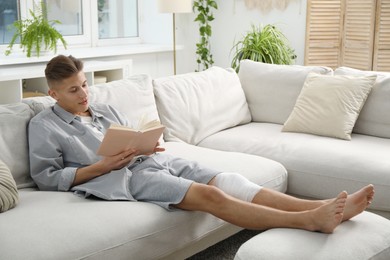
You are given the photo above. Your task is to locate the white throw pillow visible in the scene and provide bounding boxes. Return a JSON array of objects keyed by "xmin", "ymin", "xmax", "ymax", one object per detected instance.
[
  {"xmin": 282, "ymin": 73, "xmax": 376, "ymax": 140},
  {"xmin": 0, "ymin": 103, "xmax": 35, "ymax": 188},
  {"xmin": 89, "ymin": 75, "xmax": 160, "ymax": 128},
  {"xmin": 0, "ymin": 160, "xmax": 19, "ymax": 213},
  {"xmin": 238, "ymin": 60, "xmax": 333, "ymax": 124},
  {"xmin": 335, "ymin": 66, "xmax": 390, "ymax": 139},
  {"xmin": 153, "ymin": 66, "xmax": 251, "ymax": 145}
]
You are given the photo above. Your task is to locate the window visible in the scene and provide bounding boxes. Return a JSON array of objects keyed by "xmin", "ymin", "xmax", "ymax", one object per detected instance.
[
  {"xmin": 0, "ymin": 0, "xmax": 139, "ymax": 49},
  {"xmin": 305, "ymin": 0, "xmax": 390, "ymax": 71},
  {"xmin": 46, "ymin": 0, "xmax": 84, "ymax": 36},
  {"xmin": 0, "ymin": 0, "xmax": 18, "ymax": 45},
  {"xmin": 98, "ymin": 0, "xmax": 138, "ymax": 39}
]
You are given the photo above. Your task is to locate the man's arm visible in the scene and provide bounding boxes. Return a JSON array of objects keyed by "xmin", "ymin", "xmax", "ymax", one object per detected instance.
[{"xmin": 29, "ymin": 118, "xmax": 75, "ymax": 191}]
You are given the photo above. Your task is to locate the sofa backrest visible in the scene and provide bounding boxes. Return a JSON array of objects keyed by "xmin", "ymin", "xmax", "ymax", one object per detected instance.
[
  {"xmin": 153, "ymin": 66, "xmax": 251, "ymax": 145},
  {"xmin": 335, "ymin": 67, "xmax": 390, "ymax": 139},
  {"xmin": 23, "ymin": 74, "xmax": 160, "ymax": 127},
  {"xmin": 238, "ymin": 60, "xmax": 333, "ymax": 124}
]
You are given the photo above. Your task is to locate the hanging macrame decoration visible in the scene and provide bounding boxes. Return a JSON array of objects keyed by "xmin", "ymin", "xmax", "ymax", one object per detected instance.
[{"xmin": 243, "ymin": 0, "xmax": 298, "ymax": 14}]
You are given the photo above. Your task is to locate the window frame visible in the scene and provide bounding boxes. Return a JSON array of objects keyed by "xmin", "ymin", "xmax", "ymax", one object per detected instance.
[{"xmin": 0, "ymin": 0, "xmax": 141, "ymax": 53}]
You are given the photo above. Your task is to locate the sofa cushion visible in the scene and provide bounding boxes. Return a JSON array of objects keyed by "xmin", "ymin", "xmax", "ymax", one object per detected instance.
[
  {"xmin": 0, "ymin": 160, "xmax": 19, "ymax": 213},
  {"xmin": 89, "ymin": 75, "xmax": 160, "ymax": 127},
  {"xmin": 235, "ymin": 211, "xmax": 390, "ymax": 260},
  {"xmin": 238, "ymin": 60, "xmax": 333, "ymax": 124},
  {"xmin": 23, "ymin": 96, "xmax": 55, "ymax": 115},
  {"xmin": 153, "ymin": 67, "xmax": 251, "ymax": 145},
  {"xmin": 335, "ymin": 66, "xmax": 390, "ymax": 139},
  {"xmin": 163, "ymin": 142, "xmax": 287, "ymax": 192},
  {"xmin": 198, "ymin": 123, "xmax": 390, "ymax": 215},
  {"xmin": 282, "ymin": 73, "xmax": 376, "ymax": 140},
  {"xmin": 0, "ymin": 142, "xmax": 287, "ymax": 260},
  {"xmin": 0, "ymin": 103, "xmax": 35, "ymax": 188}
]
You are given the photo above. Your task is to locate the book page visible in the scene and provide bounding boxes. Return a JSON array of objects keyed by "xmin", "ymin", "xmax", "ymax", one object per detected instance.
[{"xmin": 139, "ymin": 119, "xmax": 163, "ymax": 131}]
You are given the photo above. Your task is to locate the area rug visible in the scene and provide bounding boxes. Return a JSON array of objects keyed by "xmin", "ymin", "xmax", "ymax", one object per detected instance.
[{"xmin": 187, "ymin": 229, "xmax": 262, "ymax": 260}]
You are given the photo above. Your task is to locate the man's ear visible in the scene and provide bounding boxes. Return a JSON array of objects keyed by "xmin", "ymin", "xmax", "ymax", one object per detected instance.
[{"xmin": 48, "ymin": 89, "xmax": 59, "ymax": 101}]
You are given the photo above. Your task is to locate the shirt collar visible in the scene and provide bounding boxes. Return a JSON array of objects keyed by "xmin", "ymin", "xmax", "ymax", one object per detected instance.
[
  {"xmin": 53, "ymin": 103, "xmax": 104, "ymax": 124},
  {"xmin": 89, "ymin": 104, "xmax": 104, "ymax": 119}
]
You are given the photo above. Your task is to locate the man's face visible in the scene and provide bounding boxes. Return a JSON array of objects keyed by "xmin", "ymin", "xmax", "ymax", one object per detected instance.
[{"xmin": 48, "ymin": 71, "xmax": 89, "ymax": 115}]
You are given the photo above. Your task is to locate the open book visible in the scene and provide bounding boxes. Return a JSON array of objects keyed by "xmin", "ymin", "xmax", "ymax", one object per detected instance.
[{"xmin": 97, "ymin": 119, "xmax": 165, "ymax": 156}]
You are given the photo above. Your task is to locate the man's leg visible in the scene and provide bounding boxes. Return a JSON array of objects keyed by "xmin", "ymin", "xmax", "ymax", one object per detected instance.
[
  {"xmin": 208, "ymin": 175, "xmax": 375, "ymax": 222},
  {"xmin": 248, "ymin": 185, "xmax": 374, "ymax": 221},
  {"xmin": 174, "ymin": 182, "xmax": 347, "ymax": 233}
]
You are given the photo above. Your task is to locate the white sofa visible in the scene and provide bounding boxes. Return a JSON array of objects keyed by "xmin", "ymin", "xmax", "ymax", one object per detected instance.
[
  {"xmin": 153, "ymin": 60, "xmax": 390, "ymax": 219},
  {"xmin": 0, "ymin": 60, "xmax": 389, "ymax": 259}
]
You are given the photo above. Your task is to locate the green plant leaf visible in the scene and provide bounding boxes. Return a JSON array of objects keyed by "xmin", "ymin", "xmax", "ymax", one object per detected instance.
[
  {"xmin": 193, "ymin": 0, "xmax": 217, "ymax": 71},
  {"xmin": 230, "ymin": 24, "xmax": 296, "ymax": 72},
  {"xmin": 4, "ymin": 1, "xmax": 67, "ymax": 57},
  {"xmin": 195, "ymin": 13, "xmax": 206, "ymax": 23}
]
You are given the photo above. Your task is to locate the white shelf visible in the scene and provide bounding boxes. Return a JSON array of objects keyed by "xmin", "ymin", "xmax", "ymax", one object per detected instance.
[
  {"xmin": 0, "ymin": 59, "xmax": 132, "ymax": 104},
  {"xmin": 0, "ymin": 44, "xmax": 171, "ymax": 66}
]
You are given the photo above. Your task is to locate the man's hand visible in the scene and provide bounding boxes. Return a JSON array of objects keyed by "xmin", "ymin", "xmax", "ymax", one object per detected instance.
[
  {"xmin": 99, "ymin": 148, "xmax": 139, "ymax": 172},
  {"xmin": 72, "ymin": 143, "xmax": 164, "ymax": 187},
  {"xmin": 143, "ymin": 142, "xmax": 165, "ymax": 156},
  {"xmin": 72, "ymin": 148, "xmax": 138, "ymax": 187},
  {"xmin": 153, "ymin": 142, "xmax": 165, "ymax": 153}
]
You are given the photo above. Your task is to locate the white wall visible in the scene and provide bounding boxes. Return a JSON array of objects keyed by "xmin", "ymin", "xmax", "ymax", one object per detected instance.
[
  {"xmin": 176, "ymin": 0, "xmax": 307, "ymax": 74},
  {"xmin": 139, "ymin": 0, "xmax": 171, "ymax": 45}
]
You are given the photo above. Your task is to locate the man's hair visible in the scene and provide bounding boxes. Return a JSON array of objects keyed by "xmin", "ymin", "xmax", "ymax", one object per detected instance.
[{"xmin": 45, "ymin": 55, "xmax": 84, "ymax": 88}]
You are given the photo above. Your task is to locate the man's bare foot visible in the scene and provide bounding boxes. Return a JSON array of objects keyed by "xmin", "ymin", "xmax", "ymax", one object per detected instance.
[
  {"xmin": 342, "ymin": 184, "xmax": 375, "ymax": 221},
  {"xmin": 310, "ymin": 191, "xmax": 347, "ymax": 233}
]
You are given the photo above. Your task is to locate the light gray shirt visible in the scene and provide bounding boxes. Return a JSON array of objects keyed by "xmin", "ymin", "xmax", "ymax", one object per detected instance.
[{"xmin": 28, "ymin": 103, "xmax": 136, "ymax": 200}]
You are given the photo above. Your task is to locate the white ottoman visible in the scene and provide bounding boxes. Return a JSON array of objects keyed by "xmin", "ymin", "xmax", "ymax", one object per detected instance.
[{"xmin": 235, "ymin": 211, "xmax": 390, "ymax": 260}]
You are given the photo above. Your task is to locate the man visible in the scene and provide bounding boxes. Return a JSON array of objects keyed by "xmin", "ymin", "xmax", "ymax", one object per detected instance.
[{"xmin": 29, "ymin": 55, "xmax": 374, "ymax": 233}]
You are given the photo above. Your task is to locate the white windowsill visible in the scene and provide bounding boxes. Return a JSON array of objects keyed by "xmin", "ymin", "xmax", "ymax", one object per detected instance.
[{"xmin": 0, "ymin": 43, "xmax": 173, "ymax": 67}]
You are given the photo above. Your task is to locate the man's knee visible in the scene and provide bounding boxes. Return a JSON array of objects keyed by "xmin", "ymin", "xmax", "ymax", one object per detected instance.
[
  {"xmin": 213, "ymin": 172, "xmax": 262, "ymax": 202},
  {"xmin": 175, "ymin": 182, "xmax": 227, "ymax": 211}
]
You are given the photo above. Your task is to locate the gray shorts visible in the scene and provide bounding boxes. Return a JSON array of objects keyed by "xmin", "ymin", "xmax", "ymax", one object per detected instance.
[{"xmin": 128, "ymin": 153, "xmax": 220, "ymax": 210}]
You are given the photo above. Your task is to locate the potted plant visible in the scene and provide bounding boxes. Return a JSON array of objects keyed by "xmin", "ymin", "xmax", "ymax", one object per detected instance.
[
  {"xmin": 230, "ymin": 24, "xmax": 296, "ymax": 72},
  {"xmin": 5, "ymin": 1, "xmax": 67, "ymax": 57}
]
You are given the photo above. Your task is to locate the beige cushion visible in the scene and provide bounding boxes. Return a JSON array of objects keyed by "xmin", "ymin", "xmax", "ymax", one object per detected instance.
[
  {"xmin": 335, "ymin": 66, "xmax": 390, "ymax": 139},
  {"xmin": 0, "ymin": 160, "xmax": 19, "ymax": 213},
  {"xmin": 0, "ymin": 103, "xmax": 35, "ymax": 188},
  {"xmin": 282, "ymin": 73, "xmax": 376, "ymax": 140},
  {"xmin": 238, "ymin": 60, "xmax": 333, "ymax": 124},
  {"xmin": 153, "ymin": 66, "xmax": 251, "ymax": 145}
]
